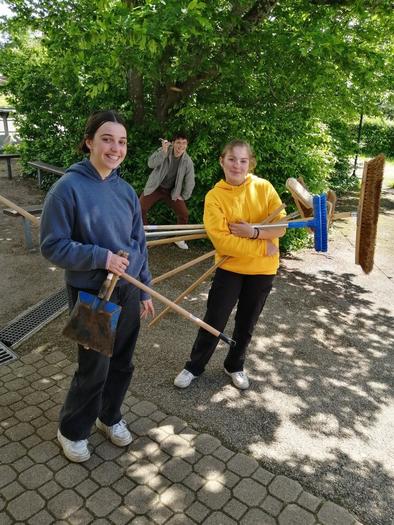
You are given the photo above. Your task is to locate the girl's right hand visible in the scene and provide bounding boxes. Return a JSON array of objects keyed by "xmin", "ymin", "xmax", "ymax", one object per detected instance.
[{"xmin": 108, "ymin": 253, "xmax": 129, "ymax": 275}]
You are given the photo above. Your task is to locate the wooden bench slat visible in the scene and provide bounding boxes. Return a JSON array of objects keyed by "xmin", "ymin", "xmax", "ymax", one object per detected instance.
[
  {"xmin": 28, "ymin": 161, "xmax": 66, "ymax": 176},
  {"xmin": 3, "ymin": 205, "xmax": 43, "ymax": 217}
]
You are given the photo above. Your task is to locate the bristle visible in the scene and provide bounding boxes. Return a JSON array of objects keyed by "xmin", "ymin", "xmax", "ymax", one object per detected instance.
[{"xmin": 355, "ymin": 154, "xmax": 384, "ymax": 274}]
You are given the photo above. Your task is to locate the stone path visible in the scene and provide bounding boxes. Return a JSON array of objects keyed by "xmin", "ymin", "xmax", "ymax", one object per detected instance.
[{"xmin": 0, "ymin": 350, "xmax": 362, "ymax": 524}]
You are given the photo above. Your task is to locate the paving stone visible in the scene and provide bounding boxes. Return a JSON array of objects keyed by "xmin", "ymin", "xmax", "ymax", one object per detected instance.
[
  {"xmin": 203, "ymin": 511, "xmax": 238, "ymax": 524},
  {"xmin": 261, "ymin": 494, "xmax": 284, "ymax": 516},
  {"xmin": 165, "ymin": 515, "xmax": 195, "ymax": 525},
  {"xmin": 124, "ymin": 485, "xmax": 159, "ymax": 514},
  {"xmin": 124, "ymin": 394, "xmax": 140, "ymax": 406},
  {"xmin": 68, "ymin": 508, "xmax": 95, "ymax": 524},
  {"xmin": 55, "ymin": 462, "xmax": 89, "ymax": 488},
  {"xmin": 127, "ymin": 459, "xmax": 159, "ymax": 483},
  {"xmin": 30, "ymin": 415, "xmax": 51, "ymax": 429},
  {"xmin": 1, "ymin": 442, "xmax": 26, "ymax": 463},
  {"xmin": 129, "ymin": 417, "xmax": 156, "ymax": 436},
  {"xmin": 297, "ymin": 490, "xmax": 323, "ymax": 512},
  {"xmin": 36, "ymin": 421, "xmax": 57, "ymax": 440},
  {"xmin": 22, "ymin": 434, "xmax": 41, "ymax": 448},
  {"xmin": 252, "ymin": 466, "xmax": 275, "ymax": 486},
  {"xmin": 46, "ymin": 454, "xmax": 69, "ymax": 472},
  {"xmin": 0, "ymin": 465, "xmax": 17, "ymax": 488},
  {"xmin": 194, "ymin": 455, "xmax": 226, "ymax": 481},
  {"xmin": 212, "ymin": 445, "xmax": 235, "ymax": 462},
  {"xmin": 15, "ymin": 405, "xmax": 42, "ymax": 423},
  {"xmin": 159, "ymin": 415, "xmax": 187, "ymax": 434},
  {"xmin": 7, "ymin": 378, "xmax": 29, "ymax": 392},
  {"xmin": 227, "ymin": 453, "xmax": 259, "ymax": 477},
  {"xmin": 116, "ymin": 450, "xmax": 138, "ymax": 468},
  {"xmin": 241, "ymin": 508, "xmax": 276, "ymax": 524},
  {"xmin": 38, "ymin": 480, "xmax": 63, "ymax": 499},
  {"xmin": 222, "ymin": 470, "xmax": 240, "ymax": 489},
  {"xmin": 86, "ymin": 487, "xmax": 122, "ymax": 517},
  {"xmin": 278, "ymin": 503, "xmax": 315, "ymax": 525},
  {"xmin": 150, "ymin": 410, "xmax": 168, "ymax": 423},
  {"xmin": 24, "ymin": 391, "xmax": 50, "ymax": 405},
  {"xmin": 47, "ymin": 489, "xmax": 83, "ymax": 520},
  {"xmin": 1, "ymin": 416, "xmax": 19, "ymax": 430},
  {"xmin": 91, "ymin": 460, "xmax": 123, "ymax": 486},
  {"xmin": 233, "ymin": 478, "xmax": 267, "ymax": 506},
  {"xmin": 95, "ymin": 441, "xmax": 125, "ymax": 461},
  {"xmin": 147, "ymin": 473, "xmax": 173, "ymax": 494},
  {"xmin": 130, "ymin": 517, "xmax": 152, "ymax": 524},
  {"xmin": 147, "ymin": 502, "xmax": 174, "ymax": 524},
  {"xmin": 148, "ymin": 426, "xmax": 171, "ymax": 444},
  {"xmin": 109, "ymin": 505, "xmax": 136, "ymax": 525},
  {"xmin": 160, "ymin": 457, "xmax": 192, "ymax": 482},
  {"xmin": 132, "ymin": 436, "xmax": 170, "ymax": 466},
  {"xmin": 89, "ymin": 431, "xmax": 106, "ymax": 447},
  {"xmin": 4, "ymin": 421, "xmax": 35, "ymax": 441},
  {"xmin": 19, "ymin": 464, "xmax": 53, "ymax": 489},
  {"xmin": 27, "ymin": 509, "xmax": 54, "ymax": 525},
  {"xmin": 268, "ymin": 475, "xmax": 303, "ymax": 503},
  {"xmin": 160, "ymin": 483, "xmax": 195, "ymax": 512},
  {"xmin": 112, "ymin": 476, "xmax": 137, "ymax": 496},
  {"xmin": 197, "ymin": 480, "xmax": 231, "ymax": 510},
  {"xmin": 193, "ymin": 433, "xmax": 221, "ymax": 454},
  {"xmin": 27, "ymin": 441, "xmax": 58, "ymax": 463},
  {"xmin": 131, "ymin": 400, "xmax": 157, "ymax": 416},
  {"xmin": 186, "ymin": 500, "xmax": 210, "ymax": 522},
  {"xmin": 1, "ymin": 481, "xmax": 25, "ymax": 501},
  {"xmin": 160, "ymin": 434, "xmax": 194, "ymax": 457},
  {"xmin": 223, "ymin": 498, "xmax": 248, "ymax": 520},
  {"xmin": 75, "ymin": 478, "xmax": 99, "ymax": 498},
  {"xmin": 183, "ymin": 472, "xmax": 205, "ymax": 491},
  {"xmin": 318, "ymin": 501, "xmax": 358, "ymax": 525},
  {"xmin": 7, "ymin": 490, "xmax": 45, "ymax": 522}
]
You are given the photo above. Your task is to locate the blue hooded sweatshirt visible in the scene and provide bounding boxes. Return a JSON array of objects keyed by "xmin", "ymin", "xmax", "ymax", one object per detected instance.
[{"xmin": 40, "ymin": 159, "xmax": 151, "ymax": 300}]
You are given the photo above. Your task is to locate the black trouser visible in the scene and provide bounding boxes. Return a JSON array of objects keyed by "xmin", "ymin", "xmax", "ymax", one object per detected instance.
[
  {"xmin": 59, "ymin": 284, "xmax": 140, "ymax": 441},
  {"xmin": 185, "ymin": 269, "xmax": 274, "ymax": 376}
]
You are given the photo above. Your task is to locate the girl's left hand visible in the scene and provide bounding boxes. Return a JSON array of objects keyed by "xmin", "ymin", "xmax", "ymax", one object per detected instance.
[
  {"xmin": 229, "ymin": 221, "xmax": 254, "ymax": 238},
  {"xmin": 140, "ymin": 299, "xmax": 155, "ymax": 319}
]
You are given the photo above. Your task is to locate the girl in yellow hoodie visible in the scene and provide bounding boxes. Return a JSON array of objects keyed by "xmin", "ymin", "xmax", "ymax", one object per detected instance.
[{"xmin": 174, "ymin": 140, "xmax": 286, "ymax": 390}]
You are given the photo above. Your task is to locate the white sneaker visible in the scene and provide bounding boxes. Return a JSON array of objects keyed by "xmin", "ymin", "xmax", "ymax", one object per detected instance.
[
  {"xmin": 224, "ymin": 368, "xmax": 250, "ymax": 390},
  {"xmin": 57, "ymin": 429, "xmax": 90, "ymax": 463},
  {"xmin": 174, "ymin": 240, "xmax": 189, "ymax": 250},
  {"xmin": 174, "ymin": 369, "xmax": 197, "ymax": 388},
  {"xmin": 96, "ymin": 418, "xmax": 133, "ymax": 447}
]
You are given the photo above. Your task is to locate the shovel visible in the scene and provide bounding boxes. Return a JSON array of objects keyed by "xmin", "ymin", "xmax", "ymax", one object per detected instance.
[{"xmin": 62, "ymin": 251, "xmax": 128, "ymax": 356}]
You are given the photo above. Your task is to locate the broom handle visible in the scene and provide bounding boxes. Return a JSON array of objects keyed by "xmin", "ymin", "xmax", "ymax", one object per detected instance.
[
  {"xmin": 120, "ymin": 272, "xmax": 235, "ymax": 346},
  {"xmin": 145, "ymin": 224, "xmax": 205, "ymax": 231},
  {"xmin": 149, "ymin": 256, "xmax": 228, "ymax": 327},
  {"xmin": 152, "ymin": 250, "xmax": 216, "ymax": 284},
  {"xmin": 0, "ymin": 194, "xmax": 40, "ymax": 226},
  {"xmin": 147, "ymin": 232, "xmax": 207, "ymax": 247},
  {"xmin": 145, "ymin": 229, "xmax": 205, "ymax": 238}
]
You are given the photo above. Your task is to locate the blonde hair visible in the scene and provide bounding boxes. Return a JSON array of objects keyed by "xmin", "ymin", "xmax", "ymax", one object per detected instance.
[{"xmin": 220, "ymin": 139, "xmax": 256, "ymax": 171}]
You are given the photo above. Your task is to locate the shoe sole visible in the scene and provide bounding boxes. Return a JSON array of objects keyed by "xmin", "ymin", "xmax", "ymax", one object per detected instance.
[
  {"xmin": 57, "ymin": 429, "xmax": 90, "ymax": 463},
  {"xmin": 96, "ymin": 420, "xmax": 133, "ymax": 447},
  {"xmin": 224, "ymin": 368, "xmax": 249, "ymax": 390}
]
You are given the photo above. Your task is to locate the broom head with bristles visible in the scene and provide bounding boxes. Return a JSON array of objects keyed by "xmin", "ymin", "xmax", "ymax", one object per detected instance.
[{"xmin": 355, "ymin": 154, "xmax": 385, "ymax": 274}]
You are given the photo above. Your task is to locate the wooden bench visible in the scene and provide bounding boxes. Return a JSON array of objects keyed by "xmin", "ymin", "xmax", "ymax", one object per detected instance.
[
  {"xmin": 3, "ymin": 205, "xmax": 42, "ymax": 250},
  {"xmin": 28, "ymin": 161, "xmax": 66, "ymax": 187},
  {"xmin": 0, "ymin": 153, "xmax": 21, "ymax": 179}
]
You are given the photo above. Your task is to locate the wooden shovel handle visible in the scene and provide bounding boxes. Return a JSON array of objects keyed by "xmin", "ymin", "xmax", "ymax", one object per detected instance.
[
  {"xmin": 99, "ymin": 250, "xmax": 129, "ymax": 301},
  {"xmin": 0, "ymin": 194, "xmax": 40, "ymax": 226}
]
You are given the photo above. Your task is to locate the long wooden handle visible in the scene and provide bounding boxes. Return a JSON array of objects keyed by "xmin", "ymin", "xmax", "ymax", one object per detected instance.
[
  {"xmin": 120, "ymin": 272, "xmax": 234, "ymax": 345},
  {"xmin": 145, "ymin": 224, "xmax": 205, "ymax": 231},
  {"xmin": 152, "ymin": 250, "xmax": 216, "ymax": 285},
  {"xmin": 0, "ymin": 194, "xmax": 40, "ymax": 226},
  {"xmin": 145, "ymin": 229, "xmax": 206, "ymax": 238},
  {"xmin": 149, "ymin": 256, "xmax": 228, "ymax": 327},
  {"xmin": 147, "ymin": 232, "xmax": 207, "ymax": 247}
]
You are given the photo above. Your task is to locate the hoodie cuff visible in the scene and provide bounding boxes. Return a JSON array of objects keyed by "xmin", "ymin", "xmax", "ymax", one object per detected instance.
[{"xmin": 105, "ymin": 250, "xmax": 114, "ymax": 270}]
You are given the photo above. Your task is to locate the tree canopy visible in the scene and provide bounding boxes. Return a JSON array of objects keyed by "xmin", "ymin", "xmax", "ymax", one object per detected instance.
[{"xmin": 0, "ymin": 0, "xmax": 393, "ymax": 233}]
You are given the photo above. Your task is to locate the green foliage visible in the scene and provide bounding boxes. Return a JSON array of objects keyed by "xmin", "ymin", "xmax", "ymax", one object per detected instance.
[{"xmin": 358, "ymin": 120, "xmax": 394, "ymax": 158}]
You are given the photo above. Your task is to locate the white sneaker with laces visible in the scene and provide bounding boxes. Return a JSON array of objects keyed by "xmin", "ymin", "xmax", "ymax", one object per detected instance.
[
  {"xmin": 96, "ymin": 418, "xmax": 133, "ymax": 446},
  {"xmin": 224, "ymin": 368, "xmax": 250, "ymax": 390},
  {"xmin": 174, "ymin": 240, "xmax": 189, "ymax": 250},
  {"xmin": 57, "ymin": 429, "xmax": 90, "ymax": 463},
  {"xmin": 174, "ymin": 369, "xmax": 197, "ymax": 388}
]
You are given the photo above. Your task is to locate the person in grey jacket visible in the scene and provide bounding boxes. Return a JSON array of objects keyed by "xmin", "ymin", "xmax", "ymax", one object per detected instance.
[{"xmin": 140, "ymin": 133, "xmax": 195, "ymax": 249}]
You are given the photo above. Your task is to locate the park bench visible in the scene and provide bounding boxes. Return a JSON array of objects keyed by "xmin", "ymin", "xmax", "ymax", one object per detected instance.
[
  {"xmin": 0, "ymin": 153, "xmax": 21, "ymax": 180},
  {"xmin": 28, "ymin": 160, "xmax": 65, "ymax": 187},
  {"xmin": 3, "ymin": 205, "xmax": 42, "ymax": 250}
]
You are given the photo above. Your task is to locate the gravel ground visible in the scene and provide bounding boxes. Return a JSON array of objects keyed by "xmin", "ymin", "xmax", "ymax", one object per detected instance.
[{"xmin": 1, "ymin": 163, "xmax": 393, "ymax": 525}]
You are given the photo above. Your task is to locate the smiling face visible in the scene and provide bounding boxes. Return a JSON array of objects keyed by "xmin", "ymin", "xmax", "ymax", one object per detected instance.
[
  {"xmin": 220, "ymin": 145, "xmax": 250, "ymax": 186},
  {"xmin": 172, "ymin": 138, "xmax": 188, "ymax": 158},
  {"xmin": 85, "ymin": 122, "xmax": 127, "ymax": 178}
]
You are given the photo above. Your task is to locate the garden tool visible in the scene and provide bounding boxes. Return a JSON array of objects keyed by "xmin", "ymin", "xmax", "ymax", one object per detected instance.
[{"xmin": 62, "ymin": 251, "xmax": 128, "ymax": 356}]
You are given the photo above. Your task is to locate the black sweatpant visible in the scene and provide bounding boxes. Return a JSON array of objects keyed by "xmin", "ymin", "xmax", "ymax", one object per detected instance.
[
  {"xmin": 59, "ymin": 283, "xmax": 140, "ymax": 441},
  {"xmin": 185, "ymin": 268, "xmax": 274, "ymax": 376}
]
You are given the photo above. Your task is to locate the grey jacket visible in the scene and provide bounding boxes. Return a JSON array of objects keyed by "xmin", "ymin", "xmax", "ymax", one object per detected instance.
[{"xmin": 143, "ymin": 145, "xmax": 195, "ymax": 200}]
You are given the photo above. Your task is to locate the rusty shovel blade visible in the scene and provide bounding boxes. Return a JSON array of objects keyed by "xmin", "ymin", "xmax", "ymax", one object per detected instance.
[{"xmin": 62, "ymin": 291, "xmax": 122, "ymax": 357}]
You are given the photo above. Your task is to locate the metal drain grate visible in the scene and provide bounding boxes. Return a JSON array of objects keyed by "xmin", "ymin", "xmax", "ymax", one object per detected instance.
[
  {"xmin": 0, "ymin": 341, "xmax": 18, "ymax": 365},
  {"xmin": 0, "ymin": 288, "xmax": 68, "ymax": 349}
]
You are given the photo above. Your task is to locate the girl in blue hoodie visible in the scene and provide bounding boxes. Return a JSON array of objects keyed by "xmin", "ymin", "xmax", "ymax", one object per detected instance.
[{"xmin": 40, "ymin": 110, "xmax": 154, "ymax": 462}]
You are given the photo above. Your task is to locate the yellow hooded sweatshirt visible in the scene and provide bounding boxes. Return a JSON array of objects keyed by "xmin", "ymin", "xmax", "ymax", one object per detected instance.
[{"xmin": 203, "ymin": 174, "xmax": 285, "ymax": 275}]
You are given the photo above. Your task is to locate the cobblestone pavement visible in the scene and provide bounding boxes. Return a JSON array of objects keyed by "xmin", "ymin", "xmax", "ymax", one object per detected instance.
[{"xmin": 0, "ymin": 350, "xmax": 362, "ymax": 524}]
